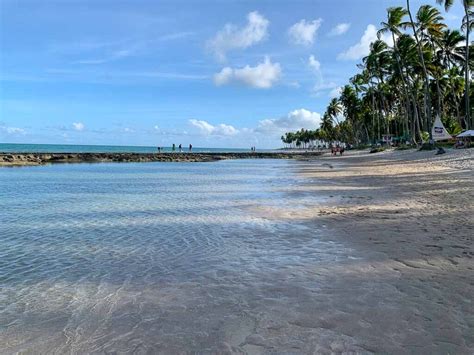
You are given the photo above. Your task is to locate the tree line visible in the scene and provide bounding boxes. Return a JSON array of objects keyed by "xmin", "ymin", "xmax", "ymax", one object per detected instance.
[{"xmin": 282, "ymin": 0, "xmax": 473, "ymax": 147}]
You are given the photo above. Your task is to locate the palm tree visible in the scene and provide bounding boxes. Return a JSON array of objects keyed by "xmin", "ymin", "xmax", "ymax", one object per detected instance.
[
  {"xmin": 379, "ymin": 7, "xmax": 414, "ymax": 138},
  {"xmin": 438, "ymin": 29, "xmax": 466, "ymax": 126},
  {"xmin": 320, "ymin": 113, "xmax": 335, "ymax": 142},
  {"xmin": 416, "ymin": 5, "xmax": 447, "ymax": 115},
  {"xmin": 327, "ymin": 98, "xmax": 343, "ymax": 125},
  {"xmin": 363, "ymin": 40, "xmax": 393, "ymax": 138},
  {"xmin": 282, "ymin": 2, "xmax": 470, "ymax": 147},
  {"xmin": 406, "ymin": 0, "xmax": 433, "ymax": 139},
  {"xmin": 436, "ymin": 0, "xmax": 473, "ymax": 129}
]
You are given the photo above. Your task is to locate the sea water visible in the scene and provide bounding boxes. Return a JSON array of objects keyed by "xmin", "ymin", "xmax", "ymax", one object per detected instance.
[
  {"xmin": 0, "ymin": 143, "xmax": 259, "ymax": 154},
  {"xmin": 0, "ymin": 159, "xmax": 349, "ymax": 353}
]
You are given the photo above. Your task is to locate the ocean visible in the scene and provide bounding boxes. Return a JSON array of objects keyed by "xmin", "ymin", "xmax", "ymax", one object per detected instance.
[
  {"xmin": 0, "ymin": 159, "xmax": 349, "ymax": 352},
  {"xmin": 0, "ymin": 143, "xmax": 258, "ymax": 154}
]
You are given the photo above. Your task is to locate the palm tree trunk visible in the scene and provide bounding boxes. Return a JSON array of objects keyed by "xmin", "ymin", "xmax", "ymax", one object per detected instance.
[
  {"xmin": 464, "ymin": 2, "xmax": 471, "ymax": 128},
  {"xmin": 391, "ymin": 32, "xmax": 413, "ymax": 137},
  {"xmin": 406, "ymin": 0, "xmax": 433, "ymax": 140}
]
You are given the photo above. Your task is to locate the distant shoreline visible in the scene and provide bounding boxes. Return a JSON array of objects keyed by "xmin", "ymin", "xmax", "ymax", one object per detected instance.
[{"xmin": 0, "ymin": 151, "xmax": 323, "ymax": 166}]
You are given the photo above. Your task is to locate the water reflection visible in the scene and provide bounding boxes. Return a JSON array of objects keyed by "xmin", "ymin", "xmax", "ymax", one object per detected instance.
[{"xmin": 0, "ymin": 160, "xmax": 350, "ymax": 353}]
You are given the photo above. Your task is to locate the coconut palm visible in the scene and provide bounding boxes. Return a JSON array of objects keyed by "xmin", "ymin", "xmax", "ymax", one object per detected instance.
[
  {"xmin": 327, "ymin": 98, "xmax": 343, "ymax": 125},
  {"xmin": 416, "ymin": 5, "xmax": 447, "ymax": 115},
  {"xmin": 436, "ymin": 0, "xmax": 473, "ymax": 128},
  {"xmin": 406, "ymin": 0, "xmax": 434, "ymax": 138}
]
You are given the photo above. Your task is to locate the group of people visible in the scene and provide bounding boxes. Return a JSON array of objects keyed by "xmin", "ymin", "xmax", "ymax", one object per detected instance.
[
  {"xmin": 454, "ymin": 139, "xmax": 468, "ymax": 149},
  {"xmin": 157, "ymin": 144, "xmax": 193, "ymax": 153},
  {"xmin": 330, "ymin": 145, "xmax": 345, "ymax": 156},
  {"xmin": 250, "ymin": 146, "xmax": 256, "ymax": 152}
]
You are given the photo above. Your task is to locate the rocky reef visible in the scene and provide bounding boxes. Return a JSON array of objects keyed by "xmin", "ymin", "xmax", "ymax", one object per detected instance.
[{"xmin": 0, "ymin": 151, "xmax": 323, "ymax": 166}]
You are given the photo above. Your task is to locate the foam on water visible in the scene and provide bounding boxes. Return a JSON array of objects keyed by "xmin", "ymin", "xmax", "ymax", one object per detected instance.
[{"xmin": 0, "ymin": 160, "xmax": 351, "ymax": 353}]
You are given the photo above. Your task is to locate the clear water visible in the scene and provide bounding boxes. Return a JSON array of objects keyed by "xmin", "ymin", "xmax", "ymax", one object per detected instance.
[
  {"xmin": 0, "ymin": 143, "xmax": 263, "ymax": 154},
  {"xmin": 0, "ymin": 160, "xmax": 349, "ymax": 353}
]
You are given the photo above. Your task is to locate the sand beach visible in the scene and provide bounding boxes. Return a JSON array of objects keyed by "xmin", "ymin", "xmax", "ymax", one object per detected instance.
[{"xmin": 248, "ymin": 148, "xmax": 473, "ymax": 353}]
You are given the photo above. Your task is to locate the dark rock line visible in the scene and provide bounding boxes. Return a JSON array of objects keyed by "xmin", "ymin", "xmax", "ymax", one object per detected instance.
[{"xmin": 0, "ymin": 152, "xmax": 323, "ymax": 166}]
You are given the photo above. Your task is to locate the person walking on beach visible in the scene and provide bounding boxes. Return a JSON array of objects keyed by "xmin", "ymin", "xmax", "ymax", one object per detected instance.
[
  {"xmin": 157, "ymin": 146, "xmax": 161, "ymax": 153},
  {"xmin": 172, "ymin": 144, "xmax": 176, "ymax": 152},
  {"xmin": 189, "ymin": 144, "xmax": 192, "ymax": 152}
]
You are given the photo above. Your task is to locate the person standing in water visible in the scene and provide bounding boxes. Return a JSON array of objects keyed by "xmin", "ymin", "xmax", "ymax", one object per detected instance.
[
  {"xmin": 189, "ymin": 144, "xmax": 192, "ymax": 152},
  {"xmin": 172, "ymin": 144, "xmax": 176, "ymax": 152},
  {"xmin": 179, "ymin": 144, "xmax": 182, "ymax": 152}
]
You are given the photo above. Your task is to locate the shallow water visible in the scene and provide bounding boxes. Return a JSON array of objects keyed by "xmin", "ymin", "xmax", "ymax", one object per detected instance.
[{"xmin": 0, "ymin": 160, "xmax": 351, "ymax": 353}]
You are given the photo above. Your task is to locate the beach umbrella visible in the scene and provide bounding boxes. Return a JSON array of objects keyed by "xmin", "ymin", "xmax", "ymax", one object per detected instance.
[{"xmin": 456, "ymin": 130, "xmax": 474, "ymax": 137}]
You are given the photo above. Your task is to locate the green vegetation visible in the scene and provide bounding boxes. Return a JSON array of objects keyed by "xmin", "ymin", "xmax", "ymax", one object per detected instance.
[
  {"xmin": 282, "ymin": 0, "xmax": 473, "ymax": 148},
  {"xmin": 370, "ymin": 147, "xmax": 387, "ymax": 154}
]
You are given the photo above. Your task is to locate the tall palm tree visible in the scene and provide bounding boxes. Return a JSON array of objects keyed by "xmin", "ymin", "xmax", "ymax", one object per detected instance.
[
  {"xmin": 406, "ymin": 0, "xmax": 433, "ymax": 139},
  {"xmin": 416, "ymin": 5, "xmax": 447, "ymax": 115},
  {"xmin": 378, "ymin": 7, "xmax": 413, "ymax": 136},
  {"xmin": 437, "ymin": 0, "xmax": 474, "ymax": 128},
  {"xmin": 438, "ymin": 29, "xmax": 467, "ymax": 126}
]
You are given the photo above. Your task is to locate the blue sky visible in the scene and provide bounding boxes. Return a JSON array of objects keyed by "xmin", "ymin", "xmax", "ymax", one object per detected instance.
[{"xmin": 0, "ymin": 0, "xmax": 465, "ymax": 148}]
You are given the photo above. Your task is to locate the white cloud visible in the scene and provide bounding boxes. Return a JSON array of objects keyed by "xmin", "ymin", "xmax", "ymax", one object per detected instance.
[
  {"xmin": 71, "ymin": 33, "xmax": 195, "ymax": 65},
  {"xmin": 312, "ymin": 81, "xmax": 338, "ymax": 96},
  {"xmin": 329, "ymin": 23, "xmax": 351, "ymax": 36},
  {"xmin": 445, "ymin": 13, "xmax": 460, "ymax": 21},
  {"xmin": 287, "ymin": 81, "xmax": 301, "ymax": 88},
  {"xmin": 329, "ymin": 86, "xmax": 343, "ymax": 98},
  {"xmin": 338, "ymin": 24, "xmax": 392, "ymax": 61},
  {"xmin": 213, "ymin": 56, "xmax": 281, "ymax": 89},
  {"xmin": 207, "ymin": 11, "xmax": 269, "ymax": 61},
  {"xmin": 72, "ymin": 122, "xmax": 85, "ymax": 131},
  {"xmin": 214, "ymin": 68, "xmax": 233, "ymax": 86},
  {"xmin": 288, "ymin": 19, "xmax": 322, "ymax": 46},
  {"xmin": 256, "ymin": 108, "xmax": 321, "ymax": 133},
  {"xmin": 308, "ymin": 55, "xmax": 321, "ymax": 72},
  {"xmin": 189, "ymin": 119, "xmax": 239, "ymax": 136},
  {"xmin": 0, "ymin": 125, "xmax": 26, "ymax": 135},
  {"xmin": 74, "ymin": 49, "xmax": 132, "ymax": 65}
]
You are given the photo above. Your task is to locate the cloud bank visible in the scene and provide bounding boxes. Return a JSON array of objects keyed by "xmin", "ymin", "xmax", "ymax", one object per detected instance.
[
  {"xmin": 256, "ymin": 108, "xmax": 321, "ymax": 133},
  {"xmin": 0, "ymin": 124, "xmax": 26, "ymax": 135},
  {"xmin": 189, "ymin": 119, "xmax": 238, "ymax": 136}
]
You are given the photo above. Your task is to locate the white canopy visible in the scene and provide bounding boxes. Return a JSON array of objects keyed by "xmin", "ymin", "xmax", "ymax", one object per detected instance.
[
  {"xmin": 457, "ymin": 130, "xmax": 474, "ymax": 138},
  {"xmin": 431, "ymin": 115, "xmax": 452, "ymax": 141}
]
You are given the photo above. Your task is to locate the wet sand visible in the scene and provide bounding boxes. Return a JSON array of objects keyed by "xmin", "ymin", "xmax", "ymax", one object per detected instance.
[{"xmin": 251, "ymin": 148, "xmax": 473, "ymax": 353}]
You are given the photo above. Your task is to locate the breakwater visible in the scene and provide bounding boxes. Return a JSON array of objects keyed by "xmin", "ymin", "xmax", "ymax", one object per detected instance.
[{"xmin": 0, "ymin": 151, "xmax": 322, "ymax": 166}]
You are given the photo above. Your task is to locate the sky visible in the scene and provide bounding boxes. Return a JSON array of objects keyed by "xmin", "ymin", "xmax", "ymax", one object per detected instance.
[{"xmin": 0, "ymin": 0, "xmax": 465, "ymax": 148}]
